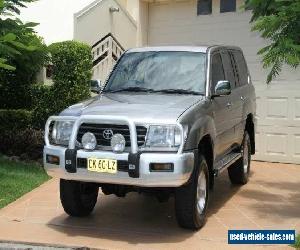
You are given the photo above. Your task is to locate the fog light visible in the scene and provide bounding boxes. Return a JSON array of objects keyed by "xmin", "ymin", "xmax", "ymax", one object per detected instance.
[
  {"xmin": 46, "ymin": 155, "xmax": 60, "ymax": 165},
  {"xmin": 111, "ymin": 134, "xmax": 126, "ymax": 153},
  {"xmin": 150, "ymin": 163, "xmax": 174, "ymax": 172},
  {"xmin": 82, "ymin": 132, "xmax": 97, "ymax": 150}
]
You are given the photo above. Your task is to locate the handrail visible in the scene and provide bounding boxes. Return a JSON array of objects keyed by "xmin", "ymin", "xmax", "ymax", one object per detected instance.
[{"xmin": 91, "ymin": 33, "xmax": 125, "ymax": 83}]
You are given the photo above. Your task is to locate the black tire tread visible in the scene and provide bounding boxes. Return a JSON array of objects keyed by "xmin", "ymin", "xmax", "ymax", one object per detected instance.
[
  {"xmin": 175, "ymin": 155, "xmax": 209, "ymax": 230},
  {"xmin": 60, "ymin": 179, "xmax": 98, "ymax": 217}
]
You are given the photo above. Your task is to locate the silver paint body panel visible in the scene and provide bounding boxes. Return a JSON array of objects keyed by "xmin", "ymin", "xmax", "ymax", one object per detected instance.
[{"xmin": 43, "ymin": 45, "xmax": 256, "ymax": 187}]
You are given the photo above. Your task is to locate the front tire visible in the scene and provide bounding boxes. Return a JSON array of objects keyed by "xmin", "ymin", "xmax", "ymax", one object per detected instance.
[
  {"xmin": 175, "ymin": 155, "xmax": 209, "ymax": 230},
  {"xmin": 228, "ymin": 131, "xmax": 251, "ymax": 185},
  {"xmin": 60, "ymin": 179, "xmax": 99, "ymax": 217}
]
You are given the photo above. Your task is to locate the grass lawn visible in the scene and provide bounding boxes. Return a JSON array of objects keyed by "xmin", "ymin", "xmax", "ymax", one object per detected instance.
[
  {"xmin": 0, "ymin": 156, "xmax": 50, "ymax": 209},
  {"xmin": 293, "ymin": 234, "xmax": 300, "ymax": 249}
]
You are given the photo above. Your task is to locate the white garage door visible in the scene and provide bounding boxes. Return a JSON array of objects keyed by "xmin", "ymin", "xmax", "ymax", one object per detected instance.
[{"xmin": 148, "ymin": 0, "xmax": 300, "ymax": 164}]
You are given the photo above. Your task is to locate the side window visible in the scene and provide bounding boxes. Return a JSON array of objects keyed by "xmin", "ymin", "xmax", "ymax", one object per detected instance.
[
  {"xmin": 232, "ymin": 51, "xmax": 248, "ymax": 86},
  {"xmin": 220, "ymin": 0, "xmax": 236, "ymax": 13},
  {"xmin": 221, "ymin": 51, "xmax": 236, "ymax": 88},
  {"xmin": 197, "ymin": 0, "xmax": 212, "ymax": 15},
  {"xmin": 211, "ymin": 53, "xmax": 225, "ymax": 91}
]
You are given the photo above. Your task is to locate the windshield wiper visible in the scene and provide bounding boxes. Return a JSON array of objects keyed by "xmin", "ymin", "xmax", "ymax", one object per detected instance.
[
  {"xmin": 155, "ymin": 89, "xmax": 204, "ymax": 95},
  {"xmin": 104, "ymin": 87, "xmax": 155, "ymax": 93}
]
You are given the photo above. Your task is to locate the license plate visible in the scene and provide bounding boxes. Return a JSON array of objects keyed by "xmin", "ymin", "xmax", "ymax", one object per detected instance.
[{"xmin": 87, "ymin": 158, "xmax": 117, "ymax": 174}]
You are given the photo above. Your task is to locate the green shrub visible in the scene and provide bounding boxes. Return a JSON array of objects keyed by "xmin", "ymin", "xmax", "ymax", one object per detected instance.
[
  {"xmin": 0, "ymin": 128, "xmax": 44, "ymax": 160},
  {"xmin": 0, "ymin": 109, "xmax": 32, "ymax": 131},
  {"xmin": 32, "ymin": 41, "xmax": 92, "ymax": 129},
  {"xmin": 0, "ymin": 109, "xmax": 43, "ymax": 160},
  {"xmin": 49, "ymin": 41, "xmax": 92, "ymax": 110},
  {"xmin": 30, "ymin": 84, "xmax": 53, "ymax": 128}
]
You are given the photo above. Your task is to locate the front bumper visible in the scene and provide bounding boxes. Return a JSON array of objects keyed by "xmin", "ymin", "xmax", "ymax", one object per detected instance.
[{"xmin": 44, "ymin": 145, "xmax": 195, "ymax": 187}]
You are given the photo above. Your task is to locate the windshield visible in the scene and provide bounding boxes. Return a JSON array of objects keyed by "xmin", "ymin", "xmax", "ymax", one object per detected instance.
[{"xmin": 104, "ymin": 51, "xmax": 207, "ymax": 94}]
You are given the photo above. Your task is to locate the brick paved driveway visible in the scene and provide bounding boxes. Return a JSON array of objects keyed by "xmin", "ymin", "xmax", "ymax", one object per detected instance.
[{"xmin": 0, "ymin": 161, "xmax": 299, "ymax": 250}]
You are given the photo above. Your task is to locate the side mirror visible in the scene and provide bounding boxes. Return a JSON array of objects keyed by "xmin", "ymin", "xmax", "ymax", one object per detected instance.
[
  {"xmin": 90, "ymin": 80, "xmax": 102, "ymax": 94},
  {"xmin": 212, "ymin": 80, "xmax": 231, "ymax": 97}
]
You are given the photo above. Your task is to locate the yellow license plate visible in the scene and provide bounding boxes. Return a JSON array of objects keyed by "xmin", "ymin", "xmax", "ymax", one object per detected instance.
[{"xmin": 87, "ymin": 158, "xmax": 117, "ymax": 174}]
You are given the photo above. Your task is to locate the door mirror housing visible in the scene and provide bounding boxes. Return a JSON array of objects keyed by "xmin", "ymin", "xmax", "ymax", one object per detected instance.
[
  {"xmin": 212, "ymin": 80, "xmax": 231, "ymax": 97},
  {"xmin": 90, "ymin": 79, "xmax": 102, "ymax": 94}
]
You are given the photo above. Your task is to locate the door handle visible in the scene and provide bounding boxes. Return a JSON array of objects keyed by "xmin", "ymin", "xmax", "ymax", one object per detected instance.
[{"xmin": 226, "ymin": 102, "xmax": 232, "ymax": 108}]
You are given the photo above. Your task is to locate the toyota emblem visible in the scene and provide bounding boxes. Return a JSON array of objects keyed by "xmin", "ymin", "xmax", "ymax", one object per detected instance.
[{"xmin": 103, "ymin": 129, "xmax": 114, "ymax": 140}]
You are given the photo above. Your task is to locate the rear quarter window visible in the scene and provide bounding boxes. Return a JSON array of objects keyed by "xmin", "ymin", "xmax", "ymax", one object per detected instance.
[{"xmin": 232, "ymin": 50, "xmax": 249, "ymax": 86}]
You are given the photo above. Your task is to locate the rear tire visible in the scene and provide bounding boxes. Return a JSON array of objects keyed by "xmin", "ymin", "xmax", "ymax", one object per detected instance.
[
  {"xmin": 60, "ymin": 179, "xmax": 99, "ymax": 217},
  {"xmin": 228, "ymin": 132, "xmax": 251, "ymax": 185},
  {"xmin": 175, "ymin": 155, "xmax": 209, "ymax": 230}
]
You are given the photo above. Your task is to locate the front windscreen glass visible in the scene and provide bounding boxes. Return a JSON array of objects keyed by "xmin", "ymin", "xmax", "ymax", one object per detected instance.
[{"xmin": 104, "ymin": 51, "xmax": 207, "ymax": 95}]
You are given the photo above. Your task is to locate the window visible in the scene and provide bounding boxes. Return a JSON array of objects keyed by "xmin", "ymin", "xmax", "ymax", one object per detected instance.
[
  {"xmin": 221, "ymin": 51, "xmax": 237, "ymax": 87},
  {"xmin": 105, "ymin": 51, "xmax": 207, "ymax": 94},
  {"xmin": 232, "ymin": 50, "xmax": 248, "ymax": 86},
  {"xmin": 197, "ymin": 0, "xmax": 212, "ymax": 15},
  {"xmin": 211, "ymin": 53, "xmax": 225, "ymax": 91},
  {"xmin": 220, "ymin": 0, "xmax": 236, "ymax": 13}
]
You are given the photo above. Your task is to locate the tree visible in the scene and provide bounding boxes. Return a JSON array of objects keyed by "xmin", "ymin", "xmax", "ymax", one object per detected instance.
[
  {"xmin": 245, "ymin": 0, "xmax": 300, "ymax": 83},
  {"xmin": 0, "ymin": 0, "xmax": 39, "ymax": 70},
  {"xmin": 0, "ymin": 0, "xmax": 48, "ymax": 109}
]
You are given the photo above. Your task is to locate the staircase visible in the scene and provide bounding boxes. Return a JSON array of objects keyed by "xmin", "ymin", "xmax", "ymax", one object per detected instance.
[{"xmin": 91, "ymin": 33, "xmax": 125, "ymax": 85}]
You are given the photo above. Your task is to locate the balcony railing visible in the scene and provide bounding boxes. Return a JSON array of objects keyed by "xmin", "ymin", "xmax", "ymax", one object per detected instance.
[{"xmin": 92, "ymin": 33, "xmax": 125, "ymax": 85}]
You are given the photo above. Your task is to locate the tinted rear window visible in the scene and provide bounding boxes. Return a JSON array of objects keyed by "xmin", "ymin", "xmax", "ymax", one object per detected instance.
[
  {"xmin": 221, "ymin": 51, "xmax": 237, "ymax": 88},
  {"xmin": 232, "ymin": 50, "xmax": 248, "ymax": 86}
]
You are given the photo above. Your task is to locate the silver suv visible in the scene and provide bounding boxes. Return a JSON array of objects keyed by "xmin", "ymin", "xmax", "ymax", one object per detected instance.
[{"xmin": 44, "ymin": 46, "xmax": 256, "ymax": 230}]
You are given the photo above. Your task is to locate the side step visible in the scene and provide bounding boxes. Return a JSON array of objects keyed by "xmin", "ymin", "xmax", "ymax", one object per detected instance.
[{"xmin": 213, "ymin": 152, "xmax": 242, "ymax": 177}]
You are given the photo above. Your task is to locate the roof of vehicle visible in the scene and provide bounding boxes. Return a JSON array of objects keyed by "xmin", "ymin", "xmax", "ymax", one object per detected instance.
[{"xmin": 127, "ymin": 45, "xmax": 242, "ymax": 53}]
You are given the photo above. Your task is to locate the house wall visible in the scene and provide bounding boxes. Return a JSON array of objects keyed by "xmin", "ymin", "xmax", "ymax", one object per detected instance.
[
  {"xmin": 137, "ymin": 1, "xmax": 149, "ymax": 46},
  {"xmin": 74, "ymin": 0, "xmax": 137, "ymax": 49},
  {"xmin": 145, "ymin": 0, "xmax": 300, "ymax": 164}
]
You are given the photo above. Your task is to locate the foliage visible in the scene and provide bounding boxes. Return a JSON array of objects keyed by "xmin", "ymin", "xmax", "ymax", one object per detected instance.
[
  {"xmin": 32, "ymin": 41, "xmax": 92, "ymax": 128},
  {"xmin": 30, "ymin": 84, "xmax": 52, "ymax": 128},
  {"xmin": 0, "ymin": 155, "xmax": 50, "ymax": 209},
  {"xmin": 0, "ymin": 128, "xmax": 44, "ymax": 159},
  {"xmin": 0, "ymin": 0, "xmax": 40, "ymax": 70},
  {"xmin": 0, "ymin": 109, "xmax": 45, "ymax": 160},
  {"xmin": 49, "ymin": 41, "xmax": 92, "ymax": 103},
  {"xmin": 0, "ymin": 108, "xmax": 43, "ymax": 159},
  {"xmin": 293, "ymin": 234, "xmax": 300, "ymax": 249},
  {"xmin": 245, "ymin": 0, "xmax": 300, "ymax": 83},
  {"xmin": 0, "ymin": 109, "xmax": 32, "ymax": 130},
  {"xmin": 0, "ymin": 0, "xmax": 37, "ymax": 15},
  {"xmin": 0, "ymin": 0, "xmax": 48, "ymax": 109},
  {"xmin": 0, "ymin": 37, "xmax": 49, "ymax": 109}
]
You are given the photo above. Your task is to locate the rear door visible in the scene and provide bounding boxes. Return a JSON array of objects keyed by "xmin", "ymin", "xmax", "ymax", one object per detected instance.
[
  {"xmin": 221, "ymin": 49, "xmax": 244, "ymax": 148},
  {"xmin": 211, "ymin": 52, "xmax": 234, "ymax": 160},
  {"xmin": 231, "ymin": 50, "xmax": 251, "ymax": 145}
]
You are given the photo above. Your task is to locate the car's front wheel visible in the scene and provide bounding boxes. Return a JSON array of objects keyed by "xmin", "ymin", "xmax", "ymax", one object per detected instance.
[
  {"xmin": 175, "ymin": 155, "xmax": 209, "ymax": 230},
  {"xmin": 60, "ymin": 179, "xmax": 99, "ymax": 217}
]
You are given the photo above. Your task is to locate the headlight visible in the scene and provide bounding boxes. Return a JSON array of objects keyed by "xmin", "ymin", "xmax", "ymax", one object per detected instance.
[
  {"xmin": 145, "ymin": 125, "xmax": 182, "ymax": 148},
  {"xmin": 52, "ymin": 121, "xmax": 74, "ymax": 146}
]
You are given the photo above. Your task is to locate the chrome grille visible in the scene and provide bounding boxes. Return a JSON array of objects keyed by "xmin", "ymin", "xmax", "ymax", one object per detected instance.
[{"xmin": 77, "ymin": 123, "xmax": 147, "ymax": 148}]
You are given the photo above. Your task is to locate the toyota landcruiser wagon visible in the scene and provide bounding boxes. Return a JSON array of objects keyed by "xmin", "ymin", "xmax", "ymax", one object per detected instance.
[{"xmin": 44, "ymin": 45, "xmax": 256, "ymax": 230}]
